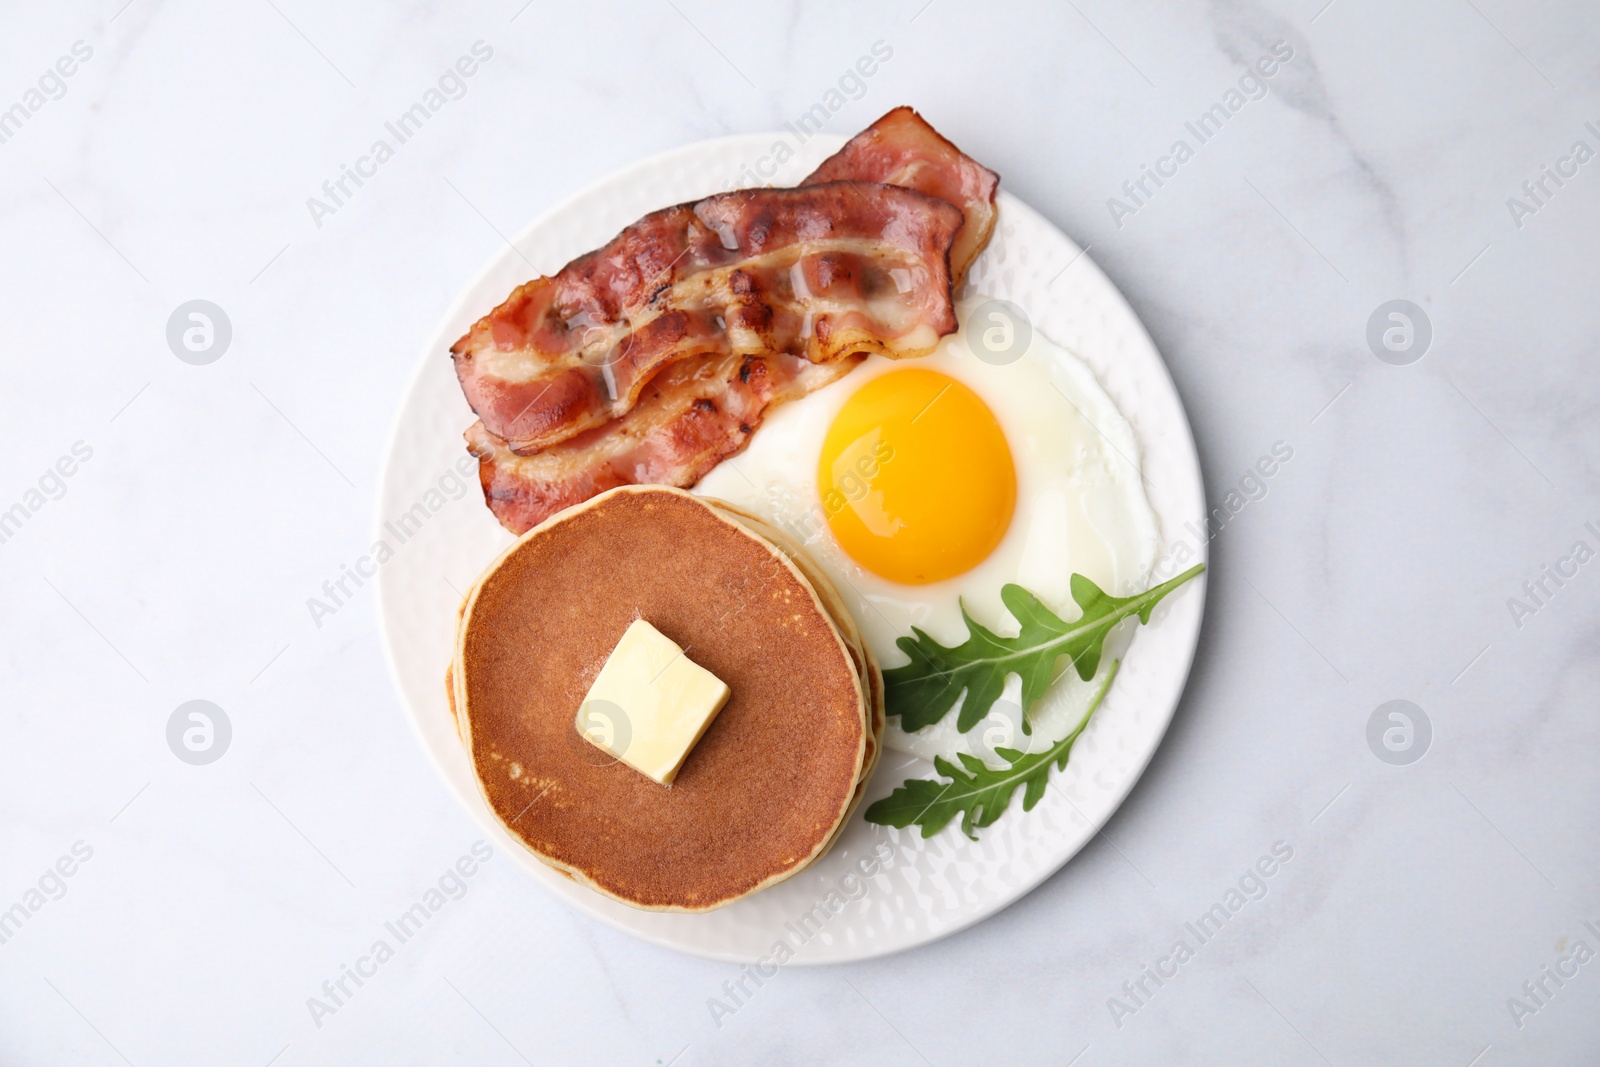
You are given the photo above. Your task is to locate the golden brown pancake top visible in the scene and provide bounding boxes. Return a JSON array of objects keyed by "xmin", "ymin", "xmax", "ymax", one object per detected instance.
[{"xmin": 457, "ymin": 487, "xmax": 865, "ymax": 910}]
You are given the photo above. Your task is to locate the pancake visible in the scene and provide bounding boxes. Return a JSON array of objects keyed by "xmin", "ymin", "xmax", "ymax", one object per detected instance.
[
  {"xmin": 713, "ymin": 507, "xmax": 885, "ymax": 858},
  {"xmin": 703, "ymin": 501, "xmax": 884, "ymax": 801},
  {"xmin": 445, "ymin": 496, "xmax": 884, "ymax": 889},
  {"xmin": 452, "ymin": 486, "xmax": 867, "ymax": 911}
]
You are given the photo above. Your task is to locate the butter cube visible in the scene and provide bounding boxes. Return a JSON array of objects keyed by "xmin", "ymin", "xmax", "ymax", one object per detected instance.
[{"xmin": 576, "ymin": 619, "xmax": 730, "ymax": 785}]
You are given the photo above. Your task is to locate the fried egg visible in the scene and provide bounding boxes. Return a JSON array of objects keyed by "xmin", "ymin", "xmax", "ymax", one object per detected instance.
[{"xmin": 695, "ymin": 297, "xmax": 1159, "ymax": 766}]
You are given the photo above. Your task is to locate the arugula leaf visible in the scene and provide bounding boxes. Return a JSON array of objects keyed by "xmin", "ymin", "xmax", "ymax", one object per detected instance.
[
  {"xmin": 865, "ymin": 661, "xmax": 1120, "ymax": 838},
  {"xmin": 885, "ymin": 564, "xmax": 1204, "ymax": 734}
]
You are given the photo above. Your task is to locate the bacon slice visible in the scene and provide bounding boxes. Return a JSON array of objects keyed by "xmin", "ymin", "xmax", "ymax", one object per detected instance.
[
  {"xmin": 452, "ymin": 182, "xmax": 962, "ymax": 455},
  {"xmin": 803, "ymin": 106, "xmax": 999, "ymax": 285},
  {"xmin": 458, "ymin": 108, "xmax": 1002, "ymax": 535},
  {"xmin": 467, "ymin": 352, "xmax": 863, "ymax": 534}
]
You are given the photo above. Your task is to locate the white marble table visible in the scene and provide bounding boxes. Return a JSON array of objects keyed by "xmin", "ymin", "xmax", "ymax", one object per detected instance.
[{"xmin": 2, "ymin": 1, "xmax": 1597, "ymax": 1063}]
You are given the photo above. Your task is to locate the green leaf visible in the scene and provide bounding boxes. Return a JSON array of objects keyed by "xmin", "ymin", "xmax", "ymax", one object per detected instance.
[
  {"xmin": 884, "ymin": 564, "xmax": 1204, "ymax": 734},
  {"xmin": 865, "ymin": 660, "xmax": 1121, "ymax": 839}
]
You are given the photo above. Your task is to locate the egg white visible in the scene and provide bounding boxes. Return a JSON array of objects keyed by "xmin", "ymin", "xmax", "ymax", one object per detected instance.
[{"xmin": 695, "ymin": 296, "xmax": 1159, "ymax": 766}]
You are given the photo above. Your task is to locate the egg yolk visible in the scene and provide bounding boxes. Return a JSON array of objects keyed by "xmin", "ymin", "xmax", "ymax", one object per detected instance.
[{"xmin": 817, "ymin": 368, "xmax": 1016, "ymax": 585}]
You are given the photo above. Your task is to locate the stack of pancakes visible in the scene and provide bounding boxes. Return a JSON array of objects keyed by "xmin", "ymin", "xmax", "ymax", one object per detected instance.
[{"xmin": 446, "ymin": 486, "xmax": 884, "ymax": 912}]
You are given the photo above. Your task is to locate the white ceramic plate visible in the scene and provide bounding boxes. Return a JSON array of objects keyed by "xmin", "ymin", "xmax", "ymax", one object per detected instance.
[{"xmin": 375, "ymin": 132, "xmax": 1207, "ymax": 964}]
